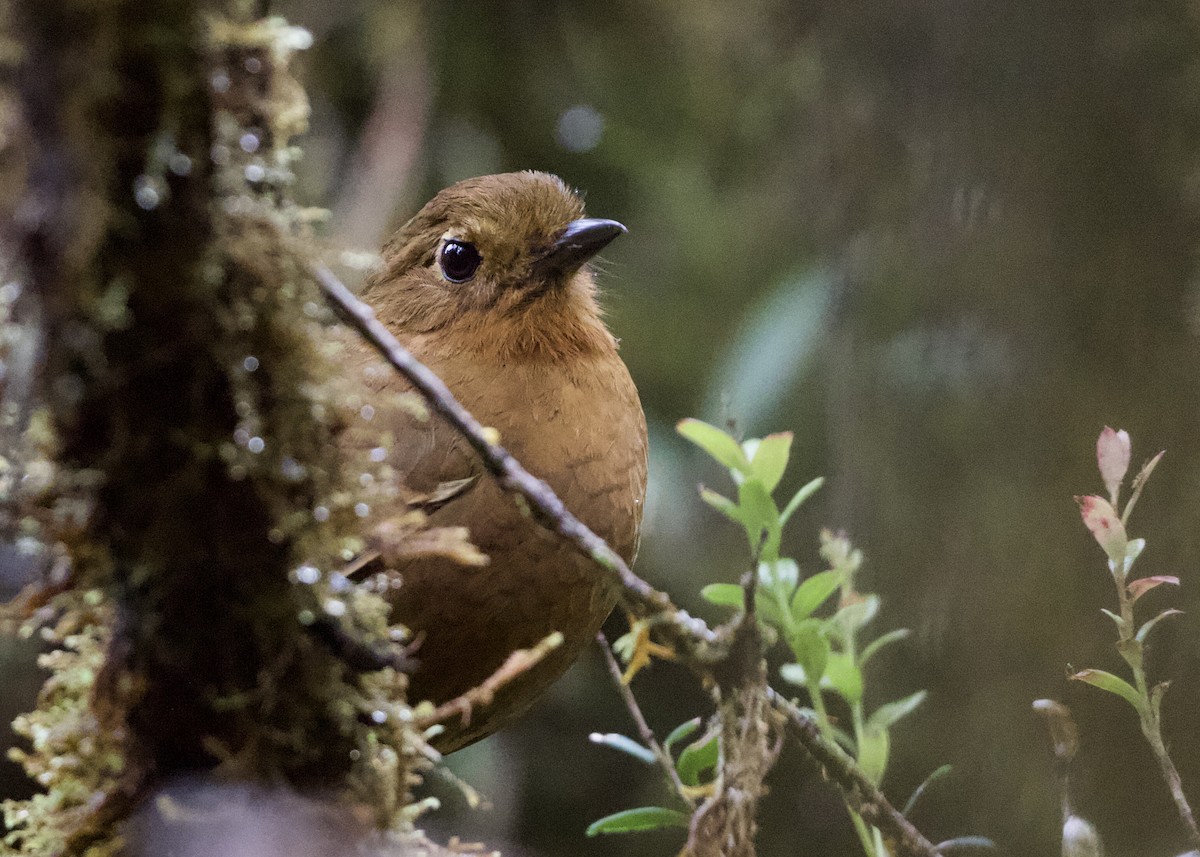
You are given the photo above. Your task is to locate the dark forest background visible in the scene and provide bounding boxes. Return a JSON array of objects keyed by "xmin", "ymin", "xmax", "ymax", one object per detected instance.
[{"xmin": 6, "ymin": 1, "xmax": 1200, "ymax": 855}]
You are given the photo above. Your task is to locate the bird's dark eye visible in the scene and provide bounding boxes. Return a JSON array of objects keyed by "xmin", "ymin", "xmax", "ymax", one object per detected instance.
[{"xmin": 439, "ymin": 240, "xmax": 482, "ymax": 283}]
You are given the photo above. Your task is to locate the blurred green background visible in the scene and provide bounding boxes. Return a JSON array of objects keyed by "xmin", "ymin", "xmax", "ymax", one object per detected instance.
[{"xmin": 9, "ymin": 0, "xmax": 1200, "ymax": 854}]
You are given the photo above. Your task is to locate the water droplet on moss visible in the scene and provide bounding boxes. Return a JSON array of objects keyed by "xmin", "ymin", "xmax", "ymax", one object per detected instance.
[
  {"xmin": 133, "ymin": 175, "xmax": 162, "ymax": 210},
  {"xmin": 313, "ymin": 505, "xmax": 330, "ymax": 523},
  {"xmin": 294, "ymin": 565, "xmax": 320, "ymax": 585},
  {"xmin": 371, "ymin": 710, "xmax": 387, "ymax": 724},
  {"xmin": 360, "ymin": 405, "xmax": 375, "ymax": 421},
  {"xmin": 370, "ymin": 446, "xmax": 387, "ymax": 463},
  {"xmin": 244, "ymin": 56, "xmax": 263, "ymax": 74},
  {"xmin": 245, "ymin": 163, "xmax": 266, "ymax": 183},
  {"xmin": 323, "ymin": 598, "xmax": 346, "ymax": 617},
  {"xmin": 248, "ymin": 436, "xmax": 265, "ymax": 454},
  {"xmin": 280, "ymin": 457, "xmax": 305, "ymax": 480},
  {"xmin": 243, "ymin": 355, "xmax": 259, "ymax": 372},
  {"xmin": 169, "ymin": 152, "xmax": 192, "ymax": 176},
  {"xmin": 210, "ymin": 70, "xmax": 230, "ymax": 93},
  {"xmin": 354, "ymin": 502, "xmax": 370, "ymax": 518}
]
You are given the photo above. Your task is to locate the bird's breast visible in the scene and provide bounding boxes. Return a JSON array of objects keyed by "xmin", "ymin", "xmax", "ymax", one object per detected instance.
[{"xmin": 366, "ymin": 345, "xmax": 647, "ymax": 750}]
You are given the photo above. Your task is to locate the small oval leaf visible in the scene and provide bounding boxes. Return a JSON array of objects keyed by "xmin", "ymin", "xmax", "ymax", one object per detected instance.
[
  {"xmin": 678, "ymin": 419, "xmax": 751, "ymax": 473},
  {"xmin": 821, "ymin": 652, "xmax": 864, "ymax": 704},
  {"xmin": 676, "ymin": 730, "xmax": 720, "ymax": 787},
  {"xmin": 748, "ymin": 432, "xmax": 792, "ymax": 492},
  {"xmin": 791, "ymin": 569, "xmax": 843, "ymax": 621},
  {"xmin": 868, "ymin": 690, "xmax": 928, "ymax": 731},
  {"xmin": 699, "ymin": 487, "xmax": 741, "ymax": 523},
  {"xmin": 856, "ymin": 724, "xmax": 889, "ymax": 785},
  {"xmin": 1127, "ymin": 575, "xmax": 1179, "ymax": 604},
  {"xmin": 1070, "ymin": 668, "xmax": 1142, "ymax": 711},
  {"xmin": 1075, "ymin": 495, "xmax": 1128, "ymax": 564},
  {"xmin": 586, "ymin": 806, "xmax": 691, "ymax": 836},
  {"xmin": 786, "ymin": 620, "xmax": 829, "ymax": 681},
  {"xmin": 700, "ymin": 583, "xmax": 745, "ymax": 608}
]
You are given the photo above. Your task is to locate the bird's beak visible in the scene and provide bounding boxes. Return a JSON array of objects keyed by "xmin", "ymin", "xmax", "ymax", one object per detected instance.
[{"xmin": 533, "ymin": 218, "xmax": 627, "ymax": 279}]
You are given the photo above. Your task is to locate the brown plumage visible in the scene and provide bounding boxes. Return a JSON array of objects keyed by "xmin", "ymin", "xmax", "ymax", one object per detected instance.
[{"xmin": 346, "ymin": 172, "xmax": 647, "ymax": 751}]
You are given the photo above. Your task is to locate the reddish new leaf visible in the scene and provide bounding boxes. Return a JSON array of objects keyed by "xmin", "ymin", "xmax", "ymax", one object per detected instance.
[
  {"xmin": 1075, "ymin": 495, "xmax": 1128, "ymax": 564},
  {"xmin": 1127, "ymin": 575, "xmax": 1180, "ymax": 604}
]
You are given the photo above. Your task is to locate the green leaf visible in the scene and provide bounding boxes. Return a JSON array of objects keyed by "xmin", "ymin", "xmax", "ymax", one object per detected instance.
[
  {"xmin": 747, "ymin": 432, "xmax": 792, "ymax": 492},
  {"xmin": 821, "ymin": 652, "xmax": 863, "ymax": 705},
  {"xmin": 701, "ymin": 582, "xmax": 787, "ymax": 627},
  {"xmin": 678, "ymin": 419, "xmax": 751, "ymax": 473},
  {"xmin": 1099, "ymin": 608, "xmax": 1124, "ymax": 630},
  {"xmin": 857, "ymin": 723, "xmax": 889, "ymax": 785},
  {"xmin": 780, "ymin": 476, "xmax": 824, "ymax": 526},
  {"xmin": 586, "ymin": 806, "xmax": 691, "ymax": 836},
  {"xmin": 737, "ymin": 479, "xmax": 779, "ymax": 552},
  {"xmin": 589, "ymin": 732, "xmax": 657, "ymax": 764},
  {"xmin": 1136, "ymin": 608, "xmax": 1183, "ymax": 643},
  {"xmin": 699, "ymin": 487, "xmax": 741, "ymax": 523},
  {"xmin": 868, "ymin": 690, "xmax": 928, "ymax": 731},
  {"xmin": 701, "ymin": 583, "xmax": 745, "ymax": 608},
  {"xmin": 676, "ymin": 731, "xmax": 719, "ymax": 787},
  {"xmin": 860, "ymin": 628, "xmax": 911, "ymax": 666},
  {"xmin": 790, "ymin": 569, "xmax": 843, "ymax": 621},
  {"xmin": 663, "ymin": 718, "xmax": 702, "ymax": 755},
  {"xmin": 901, "ymin": 764, "xmax": 952, "ymax": 817},
  {"xmin": 786, "ymin": 619, "xmax": 829, "ymax": 681},
  {"xmin": 1070, "ymin": 668, "xmax": 1143, "ymax": 712}
]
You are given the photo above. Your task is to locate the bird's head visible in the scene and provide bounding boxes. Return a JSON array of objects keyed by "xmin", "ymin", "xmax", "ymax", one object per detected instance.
[{"xmin": 364, "ymin": 172, "xmax": 626, "ymax": 361}]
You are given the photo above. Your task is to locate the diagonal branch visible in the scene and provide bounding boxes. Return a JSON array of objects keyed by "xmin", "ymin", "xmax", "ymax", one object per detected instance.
[
  {"xmin": 311, "ymin": 262, "xmax": 939, "ymax": 857},
  {"xmin": 769, "ymin": 690, "xmax": 938, "ymax": 857}
]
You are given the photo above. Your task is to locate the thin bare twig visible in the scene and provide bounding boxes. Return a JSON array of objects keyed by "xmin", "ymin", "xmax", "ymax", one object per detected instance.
[
  {"xmin": 414, "ymin": 632, "xmax": 563, "ymax": 731},
  {"xmin": 596, "ymin": 632, "xmax": 695, "ymax": 807},
  {"xmin": 313, "ymin": 263, "xmax": 940, "ymax": 857},
  {"xmin": 769, "ymin": 690, "xmax": 939, "ymax": 857}
]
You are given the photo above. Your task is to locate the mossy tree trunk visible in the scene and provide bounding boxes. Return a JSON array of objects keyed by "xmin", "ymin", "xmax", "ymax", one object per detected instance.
[{"xmin": 3, "ymin": 3, "xmax": 427, "ymax": 853}]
